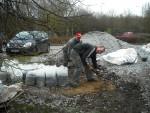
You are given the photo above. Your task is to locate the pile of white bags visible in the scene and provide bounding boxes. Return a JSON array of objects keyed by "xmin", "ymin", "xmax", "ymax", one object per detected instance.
[
  {"xmin": 1, "ymin": 60, "xmax": 68, "ymax": 87},
  {"xmin": 25, "ymin": 65, "xmax": 68, "ymax": 87}
]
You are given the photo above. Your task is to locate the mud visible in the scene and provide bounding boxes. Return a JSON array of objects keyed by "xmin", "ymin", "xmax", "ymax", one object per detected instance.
[
  {"xmin": 2, "ymin": 78, "xmax": 148, "ymax": 113},
  {"xmin": 1, "ymin": 66, "xmax": 149, "ymax": 113}
]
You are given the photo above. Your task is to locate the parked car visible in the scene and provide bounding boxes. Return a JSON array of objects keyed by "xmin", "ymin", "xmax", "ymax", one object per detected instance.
[
  {"xmin": 115, "ymin": 32, "xmax": 137, "ymax": 43},
  {"xmin": 6, "ymin": 31, "xmax": 50, "ymax": 55}
]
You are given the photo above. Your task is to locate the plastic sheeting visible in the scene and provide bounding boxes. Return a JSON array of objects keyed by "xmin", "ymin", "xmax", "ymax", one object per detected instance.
[
  {"xmin": 0, "ymin": 82, "xmax": 22, "ymax": 103},
  {"xmin": 142, "ymin": 43, "xmax": 150, "ymax": 53},
  {"xmin": 0, "ymin": 71, "xmax": 11, "ymax": 84},
  {"xmin": 102, "ymin": 48, "xmax": 138, "ymax": 65},
  {"xmin": 137, "ymin": 43, "xmax": 150, "ymax": 62}
]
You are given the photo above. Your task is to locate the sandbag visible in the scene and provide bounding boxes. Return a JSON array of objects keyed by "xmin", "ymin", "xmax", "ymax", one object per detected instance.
[
  {"xmin": 1, "ymin": 60, "xmax": 68, "ymax": 87},
  {"xmin": 102, "ymin": 48, "xmax": 138, "ymax": 65},
  {"xmin": 25, "ymin": 65, "xmax": 68, "ymax": 87}
]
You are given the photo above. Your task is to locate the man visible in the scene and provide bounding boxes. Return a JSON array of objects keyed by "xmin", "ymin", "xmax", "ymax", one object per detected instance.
[
  {"xmin": 63, "ymin": 32, "xmax": 82, "ymax": 66},
  {"xmin": 67, "ymin": 43, "xmax": 105, "ymax": 87}
]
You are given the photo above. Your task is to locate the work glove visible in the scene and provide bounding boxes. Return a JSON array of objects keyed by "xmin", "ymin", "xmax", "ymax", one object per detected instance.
[
  {"xmin": 68, "ymin": 61, "xmax": 73, "ymax": 67},
  {"xmin": 88, "ymin": 65, "xmax": 101, "ymax": 74},
  {"xmin": 63, "ymin": 62, "xmax": 68, "ymax": 67},
  {"xmin": 63, "ymin": 58, "xmax": 72, "ymax": 67},
  {"xmin": 93, "ymin": 68, "xmax": 100, "ymax": 74},
  {"xmin": 85, "ymin": 64, "xmax": 94, "ymax": 71},
  {"xmin": 56, "ymin": 62, "xmax": 61, "ymax": 67}
]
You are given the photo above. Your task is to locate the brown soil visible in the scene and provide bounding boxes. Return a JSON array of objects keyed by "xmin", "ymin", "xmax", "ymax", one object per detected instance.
[{"xmin": 63, "ymin": 80, "xmax": 116, "ymax": 95}]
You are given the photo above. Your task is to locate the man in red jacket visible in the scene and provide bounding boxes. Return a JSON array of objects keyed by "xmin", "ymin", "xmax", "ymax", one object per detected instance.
[{"xmin": 63, "ymin": 32, "xmax": 82, "ymax": 66}]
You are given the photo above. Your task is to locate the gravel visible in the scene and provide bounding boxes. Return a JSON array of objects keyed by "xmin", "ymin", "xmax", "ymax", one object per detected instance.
[{"xmin": 81, "ymin": 31, "xmax": 150, "ymax": 108}]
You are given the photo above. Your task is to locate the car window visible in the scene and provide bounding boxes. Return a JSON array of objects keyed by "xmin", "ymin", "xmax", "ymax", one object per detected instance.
[
  {"xmin": 15, "ymin": 32, "xmax": 33, "ymax": 40},
  {"xmin": 30, "ymin": 31, "xmax": 48, "ymax": 40}
]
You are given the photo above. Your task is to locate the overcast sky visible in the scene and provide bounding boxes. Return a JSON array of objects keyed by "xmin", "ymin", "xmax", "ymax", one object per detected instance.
[{"xmin": 81, "ymin": 0, "xmax": 150, "ymax": 16}]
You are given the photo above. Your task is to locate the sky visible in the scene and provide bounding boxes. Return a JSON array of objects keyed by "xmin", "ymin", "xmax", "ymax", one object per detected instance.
[{"xmin": 81, "ymin": 0, "xmax": 150, "ymax": 16}]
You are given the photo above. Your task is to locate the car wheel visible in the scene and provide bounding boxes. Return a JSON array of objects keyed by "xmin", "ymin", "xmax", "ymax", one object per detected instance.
[
  {"xmin": 33, "ymin": 46, "xmax": 39, "ymax": 54},
  {"xmin": 26, "ymin": 47, "xmax": 38, "ymax": 55},
  {"xmin": 46, "ymin": 44, "xmax": 50, "ymax": 53}
]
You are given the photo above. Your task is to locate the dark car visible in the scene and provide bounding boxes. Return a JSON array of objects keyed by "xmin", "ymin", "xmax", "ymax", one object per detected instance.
[
  {"xmin": 6, "ymin": 31, "xmax": 50, "ymax": 55},
  {"xmin": 115, "ymin": 32, "xmax": 137, "ymax": 43}
]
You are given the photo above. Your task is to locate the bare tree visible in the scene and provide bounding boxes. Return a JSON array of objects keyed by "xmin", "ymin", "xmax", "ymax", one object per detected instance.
[
  {"xmin": 0, "ymin": 0, "xmax": 84, "ymax": 38},
  {"xmin": 143, "ymin": 3, "xmax": 150, "ymax": 33}
]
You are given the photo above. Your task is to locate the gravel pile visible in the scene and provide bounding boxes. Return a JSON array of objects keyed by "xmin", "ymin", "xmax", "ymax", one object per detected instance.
[{"xmin": 82, "ymin": 31, "xmax": 150, "ymax": 108}]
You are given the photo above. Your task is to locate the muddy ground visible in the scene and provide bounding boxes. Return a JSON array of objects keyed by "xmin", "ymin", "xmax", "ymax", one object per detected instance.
[
  {"xmin": 0, "ymin": 73, "xmax": 148, "ymax": 113},
  {"xmin": 1, "ymin": 31, "xmax": 150, "ymax": 113},
  {"xmin": 0, "ymin": 56, "xmax": 148, "ymax": 112}
]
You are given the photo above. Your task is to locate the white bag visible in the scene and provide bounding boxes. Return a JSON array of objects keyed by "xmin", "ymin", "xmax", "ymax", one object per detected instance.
[
  {"xmin": 138, "ymin": 43, "xmax": 150, "ymax": 61},
  {"xmin": 102, "ymin": 48, "xmax": 138, "ymax": 65},
  {"xmin": 141, "ymin": 43, "xmax": 150, "ymax": 53}
]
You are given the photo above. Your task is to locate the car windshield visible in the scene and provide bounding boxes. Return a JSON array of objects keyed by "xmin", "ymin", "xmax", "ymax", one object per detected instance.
[
  {"xmin": 30, "ymin": 31, "xmax": 48, "ymax": 39},
  {"xmin": 15, "ymin": 31, "xmax": 33, "ymax": 40}
]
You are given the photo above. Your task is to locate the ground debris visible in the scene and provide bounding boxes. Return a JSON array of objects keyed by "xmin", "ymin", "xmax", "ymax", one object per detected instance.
[
  {"xmin": 1, "ymin": 31, "xmax": 150, "ymax": 113},
  {"xmin": 5, "ymin": 76, "xmax": 148, "ymax": 113}
]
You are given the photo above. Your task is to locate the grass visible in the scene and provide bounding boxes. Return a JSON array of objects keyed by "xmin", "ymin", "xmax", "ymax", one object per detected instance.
[
  {"xmin": 135, "ymin": 37, "xmax": 150, "ymax": 44},
  {"xmin": 8, "ymin": 55, "xmax": 33, "ymax": 63}
]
